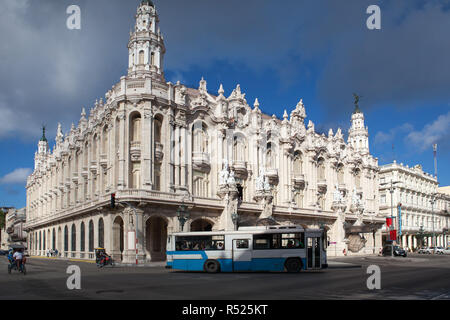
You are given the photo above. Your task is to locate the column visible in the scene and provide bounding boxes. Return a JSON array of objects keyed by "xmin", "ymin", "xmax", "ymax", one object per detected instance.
[
  {"xmin": 142, "ymin": 105, "xmax": 153, "ymax": 188},
  {"xmin": 174, "ymin": 125, "xmax": 180, "ymax": 189},
  {"xmin": 118, "ymin": 109, "xmax": 126, "ymax": 188},
  {"xmin": 181, "ymin": 124, "xmax": 187, "ymax": 189}
]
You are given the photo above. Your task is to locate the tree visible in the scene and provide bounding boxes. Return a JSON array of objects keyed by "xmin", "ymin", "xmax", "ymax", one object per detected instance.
[
  {"xmin": 0, "ymin": 209, "xmax": 6, "ymax": 230},
  {"xmin": 416, "ymin": 226, "xmax": 433, "ymax": 247}
]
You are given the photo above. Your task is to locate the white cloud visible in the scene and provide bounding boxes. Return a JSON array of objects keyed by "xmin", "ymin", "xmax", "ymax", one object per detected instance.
[
  {"xmin": 0, "ymin": 168, "xmax": 32, "ymax": 185},
  {"xmin": 406, "ymin": 111, "xmax": 450, "ymax": 152},
  {"xmin": 374, "ymin": 123, "xmax": 413, "ymax": 145}
]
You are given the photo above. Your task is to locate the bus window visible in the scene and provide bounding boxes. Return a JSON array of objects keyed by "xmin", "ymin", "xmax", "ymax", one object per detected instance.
[
  {"xmin": 281, "ymin": 233, "xmax": 305, "ymax": 249},
  {"xmin": 253, "ymin": 234, "xmax": 272, "ymax": 249},
  {"xmin": 175, "ymin": 235, "xmax": 225, "ymax": 251},
  {"xmin": 236, "ymin": 239, "xmax": 249, "ymax": 249}
]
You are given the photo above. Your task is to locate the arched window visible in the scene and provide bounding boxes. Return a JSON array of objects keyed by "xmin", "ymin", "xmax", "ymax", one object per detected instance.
[
  {"xmin": 355, "ymin": 168, "xmax": 361, "ymax": 188},
  {"xmin": 193, "ymin": 122, "xmax": 208, "ymax": 153},
  {"xmin": 266, "ymin": 143, "xmax": 274, "ymax": 168},
  {"xmin": 295, "ymin": 191, "xmax": 304, "ymax": 208},
  {"xmin": 151, "ymin": 52, "xmax": 155, "ymax": 66},
  {"xmin": 130, "ymin": 113, "xmax": 141, "ymax": 143},
  {"xmin": 154, "ymin": 116, "xmax": 162, "ymax": 144},
  {"xmin": 293, "ymin": 151, "xmax": 303, "ymax": 175},
  {"xmin": 98, "ymin": 218, "xmax": 104, "ymax": 248},
  {"xmin": 92, "ymin": 135, "xmax": 98, "ymax": 161},
  {"xmin": 64, "ymin": 226, "xmax": 68, "ymax": 252},
  {"xmin": 102, "ymin": 126, "xmax": 108, "ymax": 154},
  {"xmin": 193, "ymin": 170, "xmax": 209, "ymax": 198},
  {"xmin": 139, "ymin": 50, "xmax": 145, "ymax": 65},
  {"xmin": 71, "ymin": 224, "xmax": 76, "ymax": 252},
  {"xmin": 88, "ymin": 220, "xmax": 94, "ymax": 252},
  {"xmin": 80, "ymin": 222, "xmax": 85, "ymax": 252},
  {"xmin": 52, "ymin": 228, "xmax": 56, "ymax": 250},
  {"xmin": 337, "ymin": 164, "xmax": 344, "ymax": 184},
  {"xmin": 233, "ymin": 135, "xmax": 246, "ymax": 162},
  {"xmin": 318, "ymin": 158, "xmax": 325, "ymax": 180},
  {"xmin": 131, "ymin": 162, "xmax": 141, "ymax": 189}
]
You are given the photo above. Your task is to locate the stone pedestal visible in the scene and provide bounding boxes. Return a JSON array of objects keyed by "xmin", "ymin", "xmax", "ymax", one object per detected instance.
[
  {"xmin": 254, "ymin": 190, "xmax": 274, "ymax": 220},
  {"xmin": 331, "ymin": 201, "xmax": 348, "ymax": 256},
  {"xmin": 217, "ymin": 185, "xmax": 239, "ymax": 231}
]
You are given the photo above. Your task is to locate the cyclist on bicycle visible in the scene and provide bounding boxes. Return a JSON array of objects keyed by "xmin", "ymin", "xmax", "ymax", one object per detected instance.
[{"xmin": 13, "ymin": 249, "xmax": 24, "ymax": 271}]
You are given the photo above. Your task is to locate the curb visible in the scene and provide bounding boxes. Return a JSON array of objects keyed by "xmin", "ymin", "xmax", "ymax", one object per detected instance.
[
  {"xmin": 327, "ymin": 263, "xmax": 362, "ymax": 269},
  {"xmin": 30, "ymin": 256, "xmax": 96, "ymax": 264}
]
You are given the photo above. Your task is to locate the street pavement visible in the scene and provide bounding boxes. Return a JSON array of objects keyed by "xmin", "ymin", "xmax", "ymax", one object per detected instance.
[{"xmin": 0, "ymin": 253, "xmax": 449, "ymax": 300}]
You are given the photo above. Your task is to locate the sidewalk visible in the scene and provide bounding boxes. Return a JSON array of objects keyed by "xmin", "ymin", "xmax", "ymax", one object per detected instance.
[{"xmin": 114, "ymin": 261, "xmax": 166, "ymax": 267}]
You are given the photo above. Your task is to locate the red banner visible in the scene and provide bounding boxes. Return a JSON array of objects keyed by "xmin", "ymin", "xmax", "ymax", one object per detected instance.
[
  {"xmin": 390, "ymin": 230, "xmax": 397, "ymax": 241},
  {"xmin": 386, "ymin": 218, "xmax": 393, "ymax": 228}
]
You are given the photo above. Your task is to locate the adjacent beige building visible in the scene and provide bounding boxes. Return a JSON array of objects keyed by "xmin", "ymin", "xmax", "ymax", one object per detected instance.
[
  {"xmin": 379, "ymin": 162, "xmax": 450, "ymax": 249},
  {"xmin": 24, "ymin": 1, "xmax": 385, "ymax": 263}
]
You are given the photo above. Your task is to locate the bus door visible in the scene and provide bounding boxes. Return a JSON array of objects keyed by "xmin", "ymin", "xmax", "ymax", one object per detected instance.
[
  {"xmin": 232, "ymin": 239, "xmax": 252, "ymax": 271},
  {"xmin": 306, "ymin": 236, "xmax": 322, "ymax": 269}
]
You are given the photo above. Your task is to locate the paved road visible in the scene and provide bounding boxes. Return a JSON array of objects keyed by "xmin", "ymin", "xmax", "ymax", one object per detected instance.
[{"xmin": 0, "ymin": 254, "xmax": 449, "ymax": 300}]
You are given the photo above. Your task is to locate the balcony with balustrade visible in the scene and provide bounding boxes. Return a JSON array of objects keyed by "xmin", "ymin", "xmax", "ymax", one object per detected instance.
[
  {"xmin": 155, "ymin": 142, "xmax": 164, "ymax": 163},
  {"xmin": 100, "ymin": 154, "xmax": 108, "ymax": 167},
  {"xmin": 130, "ymin": 141, "xmax": 141, "ymax": 161},
  {"xmin": 232, "ymin": 160, "xmax": 247, "ymax": 178},
  {"xmin": 292, "ymin": 174, "xmax": 305, "ymax": 188},
  {"xmin": 192, "ymin": 152, "xmax": 211, "ymax": 172}
]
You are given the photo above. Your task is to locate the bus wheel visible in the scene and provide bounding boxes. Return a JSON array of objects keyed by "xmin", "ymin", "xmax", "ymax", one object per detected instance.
[
  {"xmin": 285, "ymin": 258, "xmax": 302, "ymax": 273},
  {"xmin": 204, "ymin": 260, "xmax": 220, "ymax": 273}
]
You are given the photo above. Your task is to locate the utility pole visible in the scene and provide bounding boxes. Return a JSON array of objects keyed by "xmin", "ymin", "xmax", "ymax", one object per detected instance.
[{"xmin": 432, "ymin": 144, "xmax": 438, "ymax": 253}]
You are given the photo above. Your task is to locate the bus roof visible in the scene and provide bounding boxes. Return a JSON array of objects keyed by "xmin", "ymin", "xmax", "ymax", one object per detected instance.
[{"xmin": 170, "ymin": 225, "xmax": 323, "ymax": 237}]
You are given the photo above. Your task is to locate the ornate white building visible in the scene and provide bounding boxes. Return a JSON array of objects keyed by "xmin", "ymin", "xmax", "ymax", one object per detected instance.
[
  {"xmin": 379, "ymin": 162, "xmax": 450, "ymax": 249},
  {"xmin": 25, "ymin": 1, "xmax": 385, "ymax": 262}
]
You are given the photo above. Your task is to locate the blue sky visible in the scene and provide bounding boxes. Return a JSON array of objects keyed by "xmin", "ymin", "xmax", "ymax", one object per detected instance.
[{"xmin": 0, "ymin": 0, "xmax": 449, "ymax": 208}]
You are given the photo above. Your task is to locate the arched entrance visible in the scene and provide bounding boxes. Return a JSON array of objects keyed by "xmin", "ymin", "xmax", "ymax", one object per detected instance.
[
  {"xmin": 191, "ymin": 218, "xmax": 213, "ymax": 231},
  {"xmin": 145, "ymin": 216, "xmax": 168, "ymax": 261},
  {"xmin": 112, "ymin": 216, "xmax": 124, "ymax": 262},
  {"xmin": 57, "ymin": 227, "xmax": 62, "ymax": 253}
]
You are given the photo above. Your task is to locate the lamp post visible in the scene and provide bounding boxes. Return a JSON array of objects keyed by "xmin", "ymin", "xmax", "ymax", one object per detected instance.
[
  {"xmin": 430, "ymin": 194, "xmax": 436, "ymax": 254},
  {"xmin": 177, "ymin": 203, "xmax": 190, "ymax": 232}
]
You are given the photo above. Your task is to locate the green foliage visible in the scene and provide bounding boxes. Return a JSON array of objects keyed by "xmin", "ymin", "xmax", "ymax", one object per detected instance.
[{"xmin": 0, "ymin": 209, "xmax": 5, "ymax": 229}]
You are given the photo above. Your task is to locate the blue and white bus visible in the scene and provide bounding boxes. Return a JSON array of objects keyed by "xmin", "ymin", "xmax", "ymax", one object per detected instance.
[{"xmin": 166, "ymin": 225, "xmax": 327, "ymax": 273}]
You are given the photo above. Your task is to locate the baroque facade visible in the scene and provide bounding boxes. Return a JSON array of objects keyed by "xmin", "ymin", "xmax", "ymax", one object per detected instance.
[
  {"xmin": 25, "ymin": 1, "xmax": 385, "ymax": 262},
  {"xmin": 379, "ymin": 162, "xmax": 450, "ymax": 249}
]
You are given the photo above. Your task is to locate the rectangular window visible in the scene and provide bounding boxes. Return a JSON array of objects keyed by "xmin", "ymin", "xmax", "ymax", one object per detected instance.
[
  {"xmin": 253, "ymin": 233, "xmax": 305, "ymax": 250},
  {"xmin": 236, "ymin": 239, "xmax": 249, "ymax": 249},
  {"xmin": 175, "ymin": 235, "xmax": 225, "ymax": 251},
  {"xmin": 281, "ymin": 233, "xmax": 305, "ymax": 249}
]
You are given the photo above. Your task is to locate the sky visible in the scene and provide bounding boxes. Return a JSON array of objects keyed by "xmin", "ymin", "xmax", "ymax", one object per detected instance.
[{"xmin": 0, "ymin": 0, "xmax": 449, "ymax": 208}]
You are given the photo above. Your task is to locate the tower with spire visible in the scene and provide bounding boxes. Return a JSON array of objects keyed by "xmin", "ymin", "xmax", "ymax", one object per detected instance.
[
  {"xmin": 348, "ymin": 94, "xmax": 369, "ymax": 154},
  {"xmin": 34, "ymin": 126, "xmax": 49, "ymax": 170},
  {"xmin": 127, "ymin": 0, "xmax": 165, "ymax": 80}
]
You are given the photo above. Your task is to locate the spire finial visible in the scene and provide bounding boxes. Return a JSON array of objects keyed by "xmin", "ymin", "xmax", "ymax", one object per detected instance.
[
  {"xmin": 40, "ymin": 125, "xmax": 47, "ymax": 142},
  {"xmin": 353, "ymin": 93, "xmax": 362, "ymax": 114}
]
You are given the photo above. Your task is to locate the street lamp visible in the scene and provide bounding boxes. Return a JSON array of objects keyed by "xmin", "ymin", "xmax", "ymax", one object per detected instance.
[
  {"xmin": 177, "ymin": 203, "xmax": 190, "ymax": 231},
  {"xmin": 430, "ymin": 194, "xmax": 436, "ymax": 254}
]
